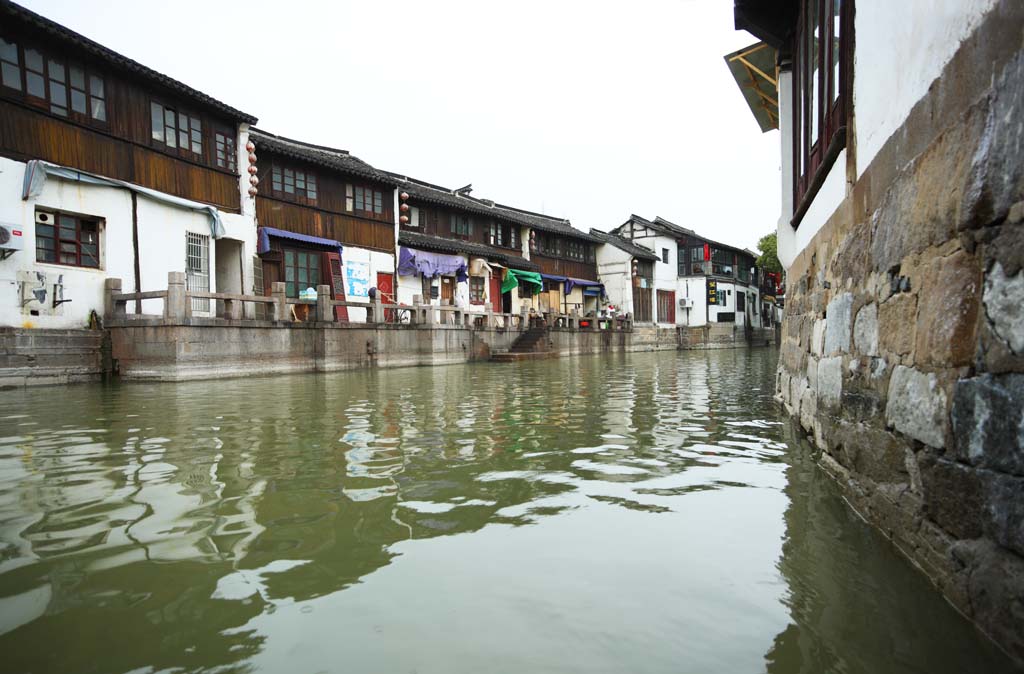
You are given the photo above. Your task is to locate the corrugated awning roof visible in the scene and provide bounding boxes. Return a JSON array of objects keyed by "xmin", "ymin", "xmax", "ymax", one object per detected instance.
[{"xmin": 724, "ymin": 42, "xmax": 779, "ymax": 133}]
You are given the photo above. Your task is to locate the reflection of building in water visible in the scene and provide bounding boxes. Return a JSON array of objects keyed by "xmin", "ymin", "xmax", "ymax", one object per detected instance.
[{"xmin": 765, "ymin": 425, "xmax": 1017, "ymax": 674}]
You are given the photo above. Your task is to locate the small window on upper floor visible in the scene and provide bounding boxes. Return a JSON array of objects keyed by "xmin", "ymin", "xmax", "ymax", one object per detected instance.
[
  {"xmin": 151, "ymin": 101, "xmax": 202, "ymax": 157},
  {"xmin": 214, "ymin": 129, "xmax": 236, "ymax": 172},
  {"xmin": 450, "ymin": 214, "xmax": 472, "ymax": 237},
  {"xmin": 347, "ymin": 185, "xmax": 384, "ymax": 215},
  {"xmin": 662, "ymin": 248, "xmax": 669, "ymax": 264},
  {"xmin": 270, "ymin": 164, "xmax": 317, "ymax": 204},
  {"xmin": 409, "ymin": 207, "xmax": 420, "ymax": 227}
]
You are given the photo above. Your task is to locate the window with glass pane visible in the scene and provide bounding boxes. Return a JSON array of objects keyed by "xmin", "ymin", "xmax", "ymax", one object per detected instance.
[
  {"xmin": 24, "ymin": 48, "xmax": 44, "ymax": 98},
  {"xmin": 793, "ymin": 0, "xmax": 850, "ymax": 216},
  {"xmin": 47, "ymin": 58, "xmax": 67, "ymax": 115},
  {"xmin": 711, "ymin": 249, "xmax": 734, "ymax": 276},
  {"xmin": 469, "ymin": 276, "xmax": 485, "ymax": 304},
  {"xmin": 88, "ymin": 74, "xmax": 105, "ymax": 121},
  {"xmin": 0, "ymin": 38, "xmax": 20, "ymax": 90},
  {"xmin": 35, "ymin": 210, "xmax": 100, "ymax": 268},
  {"xmin": 284, "ymin": 248, "xmax": 320, "ymax": 297},
  {"xmin": 346, "ymin": 184, "xmax": 354, "ymax": 211},
  {"xmin": 215, "ymin": 130, "xmax": 236, "ymax": 171},
  {"xmin": 373, "ymin": 191, "xmax": 382, "ymax": 214}
]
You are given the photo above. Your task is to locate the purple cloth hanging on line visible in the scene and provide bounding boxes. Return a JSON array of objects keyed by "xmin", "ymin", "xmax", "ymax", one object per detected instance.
[{"xmin": 397, "ymin": 247, "xmax": 467, "ymax": 278}]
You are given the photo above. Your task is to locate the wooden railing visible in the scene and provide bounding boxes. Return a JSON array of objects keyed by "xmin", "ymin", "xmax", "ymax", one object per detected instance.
[{"xmin": 104, "ymin": 272, "xmax": 632, "ymax": 332}]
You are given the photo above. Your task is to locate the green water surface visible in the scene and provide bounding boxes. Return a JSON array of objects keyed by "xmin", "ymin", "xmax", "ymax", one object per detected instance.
[{"xmin": 0, "ymin": 348, "xmax": 1017, "ymax": 673}]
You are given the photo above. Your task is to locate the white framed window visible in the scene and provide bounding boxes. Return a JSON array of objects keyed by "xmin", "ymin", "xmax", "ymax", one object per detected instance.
[{"xmin": 410, "ymin": 206, "xmax": 420, "ymax": 227}]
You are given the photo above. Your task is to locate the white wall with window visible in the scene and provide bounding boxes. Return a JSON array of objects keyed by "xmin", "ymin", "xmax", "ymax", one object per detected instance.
[
  {"xmin": 777, "ymin": 0, "xmax": 997, "ymax": 269},
  {"xmin": 0, "ymin": 154, "xmax": 255, "ymax": 328}
]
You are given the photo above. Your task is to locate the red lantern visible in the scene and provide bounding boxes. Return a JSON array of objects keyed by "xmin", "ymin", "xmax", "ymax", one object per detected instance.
[
  {"xmin": 248, "ymin": 186, "xmax": 258, "ymax": 196},
  {"xmin": 248, "ymin": 165, "xmax": 258, "ymax": 175},
  {"xmin": 249, "ymin": 176, "xmax": 259, "ymax": 186},
  {"xmin": 245, "ymin": 140, "xmax": 255, "ymax": 152},
  {"xmin": 400, "ymin": 203, "xmax": 409, "ymax": 212},
  {"xmin": 400, "ymin": 215, "xmax": 409, "ymax": 224},
  {"xmin": 248, "ymin": 153, "xmax": 258, "ymax": 164},
  {"xmin": 400, "ymin": 192, "xmax": 409, "ymax": 201}
]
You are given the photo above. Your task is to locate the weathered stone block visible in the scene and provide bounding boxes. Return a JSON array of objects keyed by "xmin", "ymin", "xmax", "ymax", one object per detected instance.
[
  {"xmin": 952, "ymin": 373, "xmax": 1024, "ymax": 475},
  {"xmin": 817, "ymin": 356, "xmax": 843, "ymax": 408},
  {"xmin": 885, "ymin": 365, "xmax": 948, "ymax": 448},
  {"xmin": 823, "ymin": 292, "xmax": 854, "ymax": 355},
  {"xmin": 810, "ymin": 319, "xmax": 825, "ymax": 356},
  {"xmin": 983, "ymin": 262, "xmax": 1024, "ymax": 355},
  {"xmin": 915, "ymin": 249, "xmax": 981, "ymax": 367},
  {"xmin": 985, "ymin": 470, "xmax": 1024, "ymax": 557},
  {"xmin": 921, "ymin": 456, "xmax": 985, "ymax": 539},
  {"xmin": 879, "ymin": 294, "xmax": 918, "ymax": 358},
  {"xmin": 853, "ymin": 302, "xmax": 879, "ymax": 356}
]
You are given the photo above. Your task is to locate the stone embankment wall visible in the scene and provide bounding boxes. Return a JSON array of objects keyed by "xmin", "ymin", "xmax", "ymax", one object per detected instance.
[
  {"xmin": 0, "ymin": 328, "xmax": 105, "ymax": 388},
  {"xmin": 106, "ymin": 320, "xmax": 642, "ymax": 381},
  {"xmin": 680, "ymin": 324, "xmax": 774, "ymax": 350},
  {"xmin": 776, "ymin": 4, "xmax": 1024, "ymax": 662}
]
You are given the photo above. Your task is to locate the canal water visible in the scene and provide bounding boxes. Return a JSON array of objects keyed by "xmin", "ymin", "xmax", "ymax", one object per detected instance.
[{"xmin": 0, "ymin": 348, "xmax": 1017, "ymax": 674}]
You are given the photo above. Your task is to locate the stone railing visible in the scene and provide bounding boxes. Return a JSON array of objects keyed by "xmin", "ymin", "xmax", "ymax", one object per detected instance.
[{"xmin": 104, "ymin": 273, "xmax": 632, "ymax": 333}]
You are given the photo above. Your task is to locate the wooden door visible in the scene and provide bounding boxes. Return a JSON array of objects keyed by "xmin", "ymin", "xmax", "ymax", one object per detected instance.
[
  {"xmin": 490, "ymin": 275, "xmax": 502, "ymax": 313},
  {"xmin": 376, "ymin": 271, "xmax": 395, "ymax": 322},
  {"xmin": 441, "ymin": 276, "xmax": 454, "ymax": 304}
]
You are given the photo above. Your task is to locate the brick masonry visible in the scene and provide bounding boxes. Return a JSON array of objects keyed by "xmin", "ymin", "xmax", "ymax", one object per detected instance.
[{"xmin": 775, "ymin": 1, "xmax": 1024, "ymax": 663}]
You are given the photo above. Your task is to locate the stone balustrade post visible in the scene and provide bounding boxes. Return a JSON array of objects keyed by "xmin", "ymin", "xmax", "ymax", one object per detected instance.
[
  {"xmin": 271, "ymin": 282, "xmax": 289, "ymax": 321},
  {"xmin": 223, "ymin": 297, "xmax": 242, "ymax": 321},
  {"xmin": 372, "ymin": 295, "xmax": 384, "ymax": 323},
  {"xmin": 165, "ymin": 271, "xmax": 189, "ymax": 322},
  {"xmin": 316, "ymin": 285, "xmax": 332, "ymax": 322},
  {"xmin": 104, "ymin": 278, "xmax": 123, "ymax": 320}
]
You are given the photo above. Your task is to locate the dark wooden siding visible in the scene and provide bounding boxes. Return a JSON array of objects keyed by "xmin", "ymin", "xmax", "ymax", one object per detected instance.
[
  {"xmin": 0, "ymin": 100, "xmax": 241, "ymax": 211},
  {"xmin": 532, "ymin": 255, "xmax": 598, "ymax": 280},
  {"xmin": 256, "ymin": 197, "xmax": 394, "ymax": 253},
  {"xmin": 402, "ymin": 201, "xmax": 523, "ymax": 254}
]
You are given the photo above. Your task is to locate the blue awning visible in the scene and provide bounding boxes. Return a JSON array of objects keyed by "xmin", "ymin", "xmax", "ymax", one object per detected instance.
[
  {"xmin": 540, "ymin": 273, "xmax": 567, "ymax": 283},
  {"xmin": 564, "ymin": 277, "xmax": 604, "ymax": 297},
  {"xmin": 258, "ymin": 227, "xmax": 343, "ymax": 256}
]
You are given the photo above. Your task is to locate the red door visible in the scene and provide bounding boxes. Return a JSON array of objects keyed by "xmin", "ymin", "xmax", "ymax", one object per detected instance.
[
  {"xmin": 376, "ymin": 272, "xmax": 395, "ymax": 322},
  {"xmin": 489, "ymin": 275, "xmax": 502, "ymax": 312}
]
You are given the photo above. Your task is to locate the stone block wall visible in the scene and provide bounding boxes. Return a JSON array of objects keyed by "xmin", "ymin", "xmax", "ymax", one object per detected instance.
[
  {"xmin": 0, "ymin": 328, "xmax": 105, "ymax": 388},
  {"xmin": 775, "ymin": 3, "xmax": 1024, "ymax": 662}
]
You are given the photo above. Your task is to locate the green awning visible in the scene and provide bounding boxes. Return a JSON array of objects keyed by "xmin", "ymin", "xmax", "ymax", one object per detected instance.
[
  {"xmin": 501, "ymin": 269, "xmax": 543, "ymax": 294},
  {"xmin": 724, "ymin": 41, "xmax": 779, "ymax": 133}
]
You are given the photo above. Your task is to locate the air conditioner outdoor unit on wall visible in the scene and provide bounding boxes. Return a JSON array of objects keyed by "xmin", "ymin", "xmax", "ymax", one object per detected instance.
[
  {"xmin": 678, "ymin": 298, "xmax": 692, "ymax": 309},
  {"xmin": 0, "ymin": 222, "xmax": 25, "ymax": 255}
]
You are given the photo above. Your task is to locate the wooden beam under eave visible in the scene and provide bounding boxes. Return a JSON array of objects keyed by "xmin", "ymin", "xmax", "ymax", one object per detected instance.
[
  {"xmin": 733, "ymin": 55, "xmax": 777, "ymax": 87},
  {"xmin": 729, "ymin": 42, "xmax": 770, "ymax": 61}
]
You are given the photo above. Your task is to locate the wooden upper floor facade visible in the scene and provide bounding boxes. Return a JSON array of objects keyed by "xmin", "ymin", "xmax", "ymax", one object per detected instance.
[
  {"xmin": 251, "ymin": 130, "xmax": 396, "ymax": 253},
  {"xmin": 0, "ymin": 2, "xmax": 256, "ymax": 212}
]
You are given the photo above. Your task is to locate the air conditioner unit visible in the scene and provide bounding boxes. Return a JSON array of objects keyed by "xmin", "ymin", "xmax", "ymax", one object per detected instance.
[
  {"xmin": 35, "ymin": 211, "xmax": 54, "ymax": 225},
  {"xmin": 678, "ymin": 298, "xmax": 693, "ymax": 309},
  {"xmin": 0, "ymin": 222, "xmax": 25, "ymax": 253}
]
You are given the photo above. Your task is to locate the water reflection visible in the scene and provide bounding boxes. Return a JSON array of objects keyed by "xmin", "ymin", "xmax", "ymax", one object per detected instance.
[{"xmin": 0, "ymin": 349, "xmax": 1017, "ymax": 673}]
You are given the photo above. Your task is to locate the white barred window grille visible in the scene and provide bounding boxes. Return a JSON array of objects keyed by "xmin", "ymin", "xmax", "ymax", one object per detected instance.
[{"xmin": 186, "ymin": 231, "xmax": 210, "ymax": 313}]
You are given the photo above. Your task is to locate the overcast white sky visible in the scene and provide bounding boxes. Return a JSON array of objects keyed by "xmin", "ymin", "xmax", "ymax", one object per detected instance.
[{"xmin": 23, "ymin": 0, "xmax": 779, "ymax": 251}]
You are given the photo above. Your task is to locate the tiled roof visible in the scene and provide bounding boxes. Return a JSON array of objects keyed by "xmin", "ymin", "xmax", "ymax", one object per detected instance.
[
  {"xmin": 588, "ymin": 229, "xmax": 660, "ymax": 261},
  {"xmin": 387, "ymin": 173, "xmax": 602, "ymax": 242},
  {"xmin": 3, "ymin": 0, "xmax": 257, "ymax": 124},
  {"xmin": 614, "ymin": 214, "xmax": 756, "ymax": 260},
  {"xmin": 251, "ymin": 129, "xmax": 398, "ymax": 185},
  {"xmin": 398, "ymin": 231, "xmax": 540, "ymax": 271}
]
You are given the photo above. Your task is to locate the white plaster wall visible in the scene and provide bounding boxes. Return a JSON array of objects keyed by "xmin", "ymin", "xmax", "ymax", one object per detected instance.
[
  {"xmin": 342, "ymin": 247, "xmax": 395, "ymax": 323},
  {"xmin": 0, "ymin": 155, "xmax": 256, "ymax": 327},
  {"xmin": 679, "ymin": 277, "xmax": 707, "ymax": 327},
  {"xmin": 854, "ymin": 0, "xmax": 998, "ymax": 176},
  {"xmin": 596, "ymin": 244, "xmax": 634, "ymax": 317}
]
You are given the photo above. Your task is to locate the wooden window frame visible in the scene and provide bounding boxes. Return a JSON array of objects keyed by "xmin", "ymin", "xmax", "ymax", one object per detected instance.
[
  {"xmin": 347, "ymin": 185, "xmax": 383, "ymax": 216},
  {"xmin": 214, "ymin": 128, "xmax": 237, "ymax": 173},
  {"xmin": 469, "ymin": 276, "xmax": 486, "ymax": 305},
  {"xmin": 791, "ymin": 0, "xmax": 852, "ymax": 227},
  {"xmin": 150, "ymin": 99, "xmax": 203, "ymax": 160},
  {"xmin": 35, "ymin": 209, "xmax": 101, "ymax": 269},
  {"xmin": 0, "ymin": 37, "xmax": 108, "ymax": 128},
  {"xmin": 450, "ymin": 214, "xmax": 472, "ymax": 239},
  {"xmin": 269, "ymin": 162, "xmax": 317, "ymax": 205},
  {"xmin": 711, "ymin": 248, "xmax": 734, "ymax": 277},
  {"xmin": 283, "ymin": 247, "xmax": 322, "ymax": 298}
]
